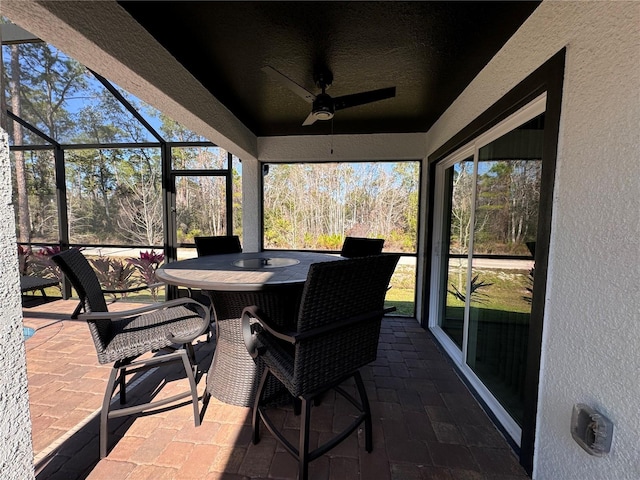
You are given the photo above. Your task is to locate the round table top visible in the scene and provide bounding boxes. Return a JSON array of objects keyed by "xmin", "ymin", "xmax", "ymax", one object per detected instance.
[{"xmin": 156, "ymin": 251, "xmax": 344, "ymax": 291}]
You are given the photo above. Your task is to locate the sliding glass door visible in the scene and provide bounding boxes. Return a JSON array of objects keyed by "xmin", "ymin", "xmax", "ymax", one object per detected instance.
[
  {"xmin": 430, "ymin": 95, "xmax": 545, "ymax": 442},
  {"xmin": 435, "ymin": 156, "xmax": 474, "ymax": 350}
]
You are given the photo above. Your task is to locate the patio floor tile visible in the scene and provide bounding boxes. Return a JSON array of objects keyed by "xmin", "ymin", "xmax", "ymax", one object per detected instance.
[{"xmin": 23, "ymin": 299, "xmax": 529, "ymax": 479}]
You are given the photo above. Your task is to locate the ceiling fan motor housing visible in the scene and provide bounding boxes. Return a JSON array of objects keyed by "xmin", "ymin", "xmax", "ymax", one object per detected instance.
[{"xmin": 312, "ymin": 93, "xmax": 335, "ymax": 120}]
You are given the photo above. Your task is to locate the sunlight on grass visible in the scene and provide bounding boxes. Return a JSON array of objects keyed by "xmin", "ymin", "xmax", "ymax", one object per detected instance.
[{"xmin": 385, "ymin": 261, "xmax": 416, "ymax": 316}]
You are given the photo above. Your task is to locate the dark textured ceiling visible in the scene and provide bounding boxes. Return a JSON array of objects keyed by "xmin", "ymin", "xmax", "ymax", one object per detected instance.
[{"xmin": 119, "ymin": 1, "xmax": 540, "ymax": 137}]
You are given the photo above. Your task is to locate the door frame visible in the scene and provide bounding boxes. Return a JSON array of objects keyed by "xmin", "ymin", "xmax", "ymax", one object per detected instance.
[
  {"xmin": 422, "ymin": 49, "xmax": 565, "ymax": 474},
  {"xmin": 165, "ymin": 149, "xmax": 234, "ymax": 263},
  {"xmin": 429, "ymin": 93, "xmax": 547, "ymax": 444}
]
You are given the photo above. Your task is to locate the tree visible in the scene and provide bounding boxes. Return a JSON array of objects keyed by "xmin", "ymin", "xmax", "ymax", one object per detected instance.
[
  {"xmin": 16, "ymin": 43, "xmax": 86, "ymax": 141},
  {"xmin": 5, "ymin": 42, "xmax": 86, "ymax": 242},
  {"xmin": 263, "ymin": 161, "xmax": 420, "ymax": 251},
  {"xmin": 115, "ymin": 149, "xmax": 163, "ymax": 245},
  {"xmin": 9, "ymin": 44, "xmax": 30, "ymax": 242},
  {"xmin": 26, "ymin": 149, "xmax": 57, "ymax": 241},
  {"xmin": 5, "ymin": 39, "xmax": 233, "ymax": 249},
  {"xmin": 450, "ymin": 159, "xmax": 474, "ymax": 255},
  {"xmin": 474, "ymin": 159, "xmax": 541, "ymax": 254}
]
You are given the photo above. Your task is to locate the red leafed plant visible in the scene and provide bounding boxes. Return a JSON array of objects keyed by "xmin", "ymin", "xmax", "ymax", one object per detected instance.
[
  {"xmin": 90, "ymin": 254, "xmax": 138, "ymax": 302},
  {"xmin": 127, "ymin": 250, "xmax": 165, "ymax": 301},
  {"xmin": 19, "ymin": 245, "xmax": 64, "ymax": 291},
  {"xmin": 17, "ymin": 245, "xmax": 32, "ymax": 276}
]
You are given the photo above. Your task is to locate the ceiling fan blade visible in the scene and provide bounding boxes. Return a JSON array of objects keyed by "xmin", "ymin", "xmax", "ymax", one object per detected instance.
[
  {"xmin": 333, "ymin": 86, "xmax": 396, "ymax": 111},
  {"xmin": 262, "ymin": 66, "xmax": 315, "ymax": 103},
  {"xmin": 302, "ymin": 112, "xmax": 318, "ymax": 126}
]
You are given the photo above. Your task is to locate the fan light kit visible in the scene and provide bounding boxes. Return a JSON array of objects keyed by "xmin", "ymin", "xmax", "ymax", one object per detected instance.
[{"xmin": 262, "ymin": 65, "xmax": 396, "ymax": 126}]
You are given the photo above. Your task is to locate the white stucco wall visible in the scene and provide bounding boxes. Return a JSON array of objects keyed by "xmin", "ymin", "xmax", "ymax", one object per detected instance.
[
  {"xmin": 427, "ymin": 2, "xmax": 640, "ymax": 479},
  {"xmin": 241, "ymin": 156, "xmax": 262, "ymax": 252},
  {"xmin": 258, "ymin": 132, "xmax": 428, "ymax": 162},
  {"xmin": 0, "ymin": 131, "xmax": 35, "ymax": 478}
]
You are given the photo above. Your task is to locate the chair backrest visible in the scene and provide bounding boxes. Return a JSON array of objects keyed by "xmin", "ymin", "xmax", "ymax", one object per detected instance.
[
  {"xmin": 194, "ymin": 235, "xmax": 242, "ymax": 256},
  {"xmin": 52, "ymin": 248, "xmax": 111, "ymax": 350},
  {"xmin": 292, "ymin": 254, "xmax": 399, "ymax": 395},
  {"xmin": 339, "ymin": 236, "xmax": 385, "ymax": 258},
  {"xmin": 52, "ymin": 248, "xmax": 108, "ymax": 313}
]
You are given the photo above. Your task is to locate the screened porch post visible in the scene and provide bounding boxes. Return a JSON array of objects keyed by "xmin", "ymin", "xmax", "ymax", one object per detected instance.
[{"xmin": 241, "ymin": 156, "xmax": 261, "ymax": 252}]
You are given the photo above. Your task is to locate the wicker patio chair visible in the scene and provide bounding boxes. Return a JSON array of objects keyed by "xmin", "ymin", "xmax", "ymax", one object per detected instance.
[
  {"xmin": 340, "ymin": 236, "xmax": 385, "ymax": 257},
  {"xmin": 241, "ymin": 254, "xmax": 400, "ymax": 480},
  {"xmin": 194, "ymin": 235, "xmax": 242, "ymax": 256},
  {"xmin": 52, "ymin": 248, "xmax": 210, "ymax": 458}
]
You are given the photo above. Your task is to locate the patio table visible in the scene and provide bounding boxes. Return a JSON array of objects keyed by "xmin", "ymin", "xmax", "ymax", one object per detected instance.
[{"xmin": 156, "ymin": 251, "xmax": 343, "ymax": 406}]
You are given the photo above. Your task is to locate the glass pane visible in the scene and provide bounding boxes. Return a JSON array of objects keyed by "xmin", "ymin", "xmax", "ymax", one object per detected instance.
[
  {"xmin": 172, "ymin": 146, "xmax": 228, "ymax": 170},
  {"xmin": 263, "ymin": 162, "xmax": 419, "ymax": 252},
  {"xmin": 232, "ymin": 155, "xmax": 243, "ymax": 237},
  {"xmin": 5, "ymin": 116, "xmax": 48, "ymax": 147},
  {"xmin": 66, "ymin": 147, "xmax": 163, "ymax": 245},
  {"xmin": 389, "ymin": 256, "xmax": 417, "ymax": 316},
  {"xmin": 437, "ymin": 157, "xmax": 474, "ymax": 349},
  {"xmin": 176, "ymin": 247, "xmax": 198, "ymax": 261},
  {"xmin": 175, "ymin": 175, "xmax": 228, "ymax": 243},
  {"xmin": 2, "ymin": 43, "xmax": 159, "ymax": 145},
  {"xmin": 11, "ymin": 149, "xmax": 59, "ymax": 243},
  {"xmin": 263, "ymin": 161, "xmax": 419, "ymax": 316},
  {"xmin": 112, "ymin": 85, "xmax": 210, "ymax": 143},
  {"xmin": 466, "ymin": 114, "xmax": 544, "ymax": 425}
]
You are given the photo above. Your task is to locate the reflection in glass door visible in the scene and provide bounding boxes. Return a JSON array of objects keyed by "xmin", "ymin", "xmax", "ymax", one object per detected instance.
[
  {"xmin": 431, "ymin": 99, "xmax": 545, "ymax": 439},
  {"xmin": 467, "ymin": 115, "xmax": 543, "ymax": 426}
]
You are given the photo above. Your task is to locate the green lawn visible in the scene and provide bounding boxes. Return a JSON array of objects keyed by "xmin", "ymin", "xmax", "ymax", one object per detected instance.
[
  {"xmin": 385, "ymin": 288, "xmax": 415, "ymax": 316},
  {"xmin": 385, "ymin": 262, "xmax": 417, "ymax": 316},
  {"xmin": 447, "ymin": 268, "xmax": 532, "ymax": 314}
]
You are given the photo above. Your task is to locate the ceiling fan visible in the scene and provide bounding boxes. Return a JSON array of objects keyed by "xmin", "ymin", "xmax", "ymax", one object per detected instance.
[{"xmin": 262, "ymin": 65, "xmax": 396, "ymax": 126}]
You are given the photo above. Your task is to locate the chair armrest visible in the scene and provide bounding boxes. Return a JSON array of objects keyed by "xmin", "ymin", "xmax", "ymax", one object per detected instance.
[
  {"xmin": 79, "ymin": 296, "xmax": 207, "ymax": 322},
  {"xmin": 79, "ymin": 297, "xmax": 210, "ymax": 343},
  {"xmin": 242, "ymin": 305, "xmax": 387, "ymax": 357},
  {"xmin": 79, "ymin": 297, "xmax": 193, "ymax": 319},
  {"xmin": 242, "ymin": 305, "xmax": 297, "ymax": 358}
]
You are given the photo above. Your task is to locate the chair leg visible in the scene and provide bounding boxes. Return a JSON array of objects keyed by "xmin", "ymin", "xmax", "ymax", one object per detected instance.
[
  {"xmin": 119, "ymin": 367, "xmax": 127, "ymax": 405},
  {"xmin": 98, "ymin": 349, "xmax": 203, "ymax": 458},
  {"xmin": 184, "ymin": 342, "xmax": 196, "ymax": 367},
  {"xmin": 179, "ymin": 349, "xmax": 201, "ymax": 427},
  {"xmin": 252, "ymin": 367, "xmax": 270, "ymax": 444},
  {"xmin": 299, "ymin": 397, "xmax": 312, "ymax": 480},
  {"xmin": 100, "ymin": 365, "xmax": 120, "ymax": 458},
  {"xmin": 354, "ymin": 371, "xmax": 373, "ymax": 452}
]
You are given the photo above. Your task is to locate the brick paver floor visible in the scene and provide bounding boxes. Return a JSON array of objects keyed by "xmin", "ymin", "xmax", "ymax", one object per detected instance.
[{"xmin": 23, "ymin": 299, "xmax": 529, "ymax": 479}]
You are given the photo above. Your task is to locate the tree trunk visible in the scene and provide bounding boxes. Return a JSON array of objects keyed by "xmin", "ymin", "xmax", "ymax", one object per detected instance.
[{"xmin": 10, "ymin": 45, "xmax": 31, "ymax": 243}]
